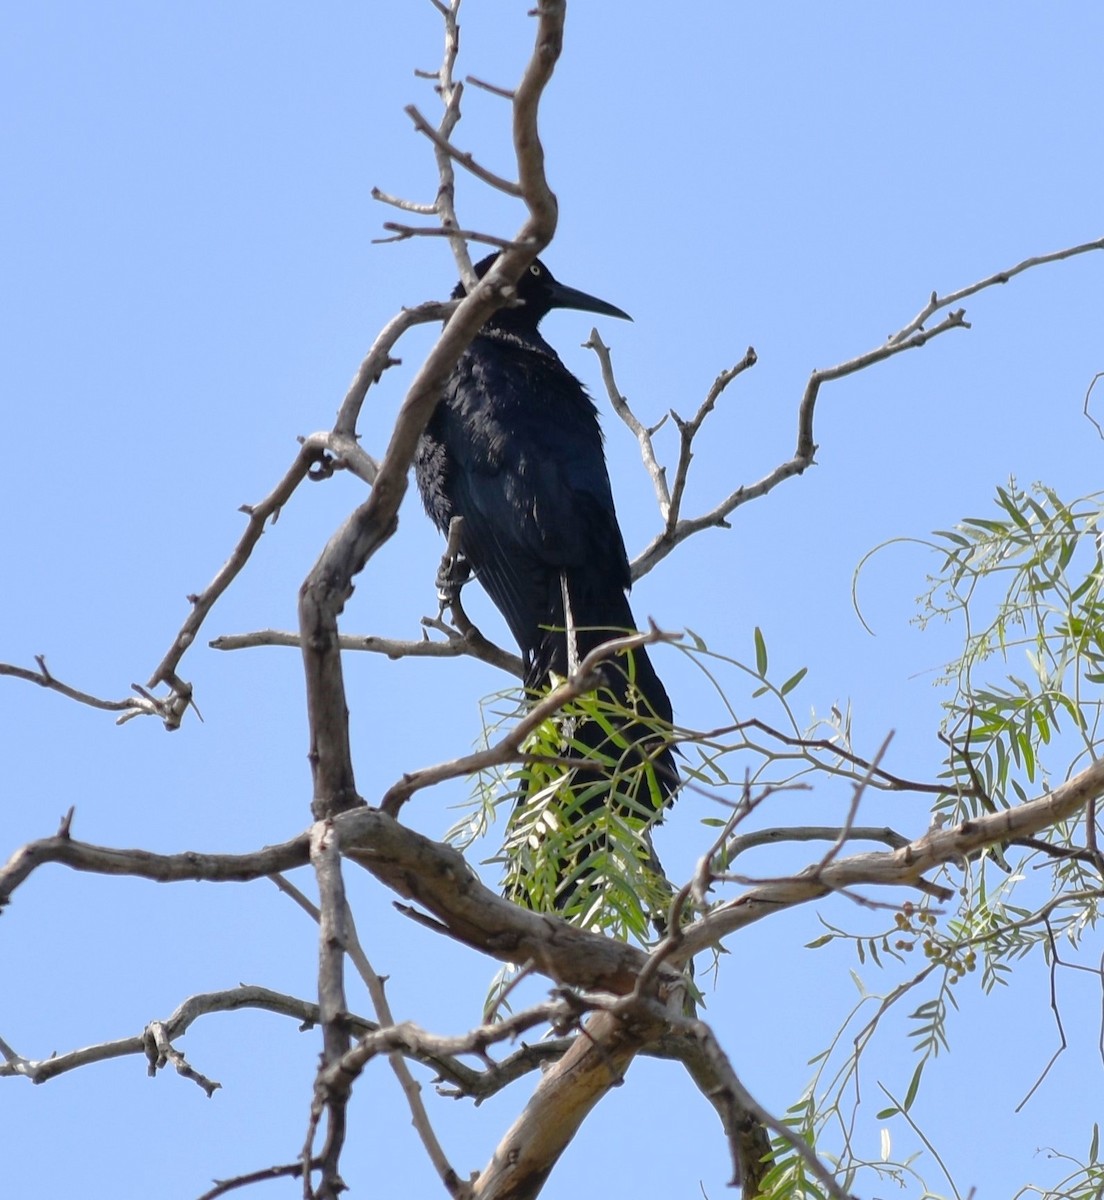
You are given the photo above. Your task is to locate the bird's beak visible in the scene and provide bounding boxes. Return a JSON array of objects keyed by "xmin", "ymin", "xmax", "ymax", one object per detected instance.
[{"xmin": 546, "ymin": 279, "xmax": 632, "ymax": 322}]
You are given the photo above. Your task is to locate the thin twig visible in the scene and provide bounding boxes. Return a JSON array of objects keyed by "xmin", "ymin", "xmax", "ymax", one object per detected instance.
[
  {"xmin": 630, "ymin": 238, "xmax": 1104, "ymax": 581},
  {"xmin": 889, "ymin": 236, "xmax": 1104, "ymax": 346},
  {"xmin": 586, "ymin": 329, "xmax": 671, "ymax": 515},
  {"xmin": 195, "ymin": 1160, "xmax": 324, "ymax": 1200},
  {"xmin": 379, "ymin": 625, "xmax": 679, "ymax": 815},
  {"xmin": 404, "ymin": 103, "xmax": 523, "ymax": 197},
  {"xmin": 209, "ymin": 626, "xmax": 523, "ymax": 679}
]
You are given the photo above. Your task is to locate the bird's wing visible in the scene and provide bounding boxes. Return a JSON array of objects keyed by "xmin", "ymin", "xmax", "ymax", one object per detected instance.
[{"xmin": 425, "ymin": 343, "xmax": 631, "ymax": 656}]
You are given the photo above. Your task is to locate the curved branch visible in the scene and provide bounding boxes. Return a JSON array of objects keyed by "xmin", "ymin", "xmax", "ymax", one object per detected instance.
[
  {"xmin": 299, "ymin": 0, "xmax": 567, "ymax": 822},
  {"xmin": 0, "ymin": 986, "xmax": 332, "ymax": 1086},
  {"xmin": 209, "ymin": 626, "xmax": 524, "ymax": 678},
  {"xmin": 0, "ymin": 818, "xmax": 309, "ymax": 911},
  {"xmin": 678, "ymin": 755, "xmax": 1104, "ymax": 963},
  {"xmin": 380, "ymin": 626, "xmax": 676, "ymax": 815},
  {"xmin": 630, "ymin": 237, "xmax": 1104, "ymax": 580}
]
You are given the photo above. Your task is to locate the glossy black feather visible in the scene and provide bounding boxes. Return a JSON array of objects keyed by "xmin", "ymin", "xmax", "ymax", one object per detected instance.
[{"xmin": 414, "ymin": 255, "xmax": 676, "ymax": 805}]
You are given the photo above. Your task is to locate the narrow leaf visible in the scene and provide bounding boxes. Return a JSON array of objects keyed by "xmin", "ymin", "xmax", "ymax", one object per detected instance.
[
  {"xmin": 780, "ymin": 666, "xmax": 809, "ymax": 696},
  {"xmin": 754, "ymin": 626, "xmax": 768, "ymax": 677}
]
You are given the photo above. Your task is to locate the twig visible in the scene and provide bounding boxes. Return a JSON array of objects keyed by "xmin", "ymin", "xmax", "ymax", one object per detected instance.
[
  {"xmin": 332, "ymin": 299, "xmax": 456, "ymax": 437},
  {"xmin": 303, "ymin": 822, "xmax": 352, "ymax": 1200},
  {"xmin": 630, "ymin": 237, "xmax": 1104, "ymax": 580},
  {"xmin": 370, "ymin": 187, "xmax": 436, "ymax": 214},
  {"xmin": 0, "ymin": 656, "xmax": 166, "ymax": 721},
  {"xmin": 379, "ymin": 625, "xmax": 679, "ymax": 815},
  {"xmin": 339, "ymin": 902, "xmax": 471, "ymax": 1199},
  {"xmin": 144, "ymin": 434, "xmax": 334, "ymax": 728},
  {"xmin": 465, "ymin": 75, "xmax": 515, "ymax": 100},
  {"xmin": 888, "ymin": 236, "xmax": 1104, "ymax": 345},
  {"xmin": 666, "ymin": 349, "xmax": 758, "ymax": 533},
  {"xmin": 0, "ymin": 985, "xmax": 347, "ymax": 1086},
  {"xmin": 404, "ymin": 103, "xmax": 523, "ymax": 197},
  {"xmin": 817, "ymin": 732, "xmax": 894, "ymax": 871},
  {"xmin": 1014, "ymin": 919, "xmax": 1072, "ymax": 1112},
  {"xmin": 668, "ymin": 1009, "xmax": 848, "ymax": 1197},
  {"xmin": 196, "ymin": 1161, "xmax": 322, "ymax": 1200},
  {"xmin": 586, "ymin": 329, "xmax": 672, "ymax": 515},
  {"xmin": 376, "ymin": 223, "xmax": 527, "ymax": 249},
  {"xmin": 694, "ymin": 715, "xmax": 958, "ymax": 797},
  {"xmin": 1084, "ymin": 370, "xmax": 1104, "ymax": 441},
  {"xmin": 143, "ymin": 1019, "xmax": 221, "ymax": 1097},
  {"xmin": 209, "ymin": 627, "xmax": 523, "ymax": 679}
]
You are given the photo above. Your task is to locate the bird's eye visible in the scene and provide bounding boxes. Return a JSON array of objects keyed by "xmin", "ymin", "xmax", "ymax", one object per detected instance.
[{"xmin": 529, "ymin": 264, "xmax": 541, "ymax": 276}]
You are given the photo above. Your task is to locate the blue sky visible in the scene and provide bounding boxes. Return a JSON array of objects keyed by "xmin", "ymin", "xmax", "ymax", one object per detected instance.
[{"xmin": 3, "ymin": 4, "xmax": 1103, "ymax": 1197}]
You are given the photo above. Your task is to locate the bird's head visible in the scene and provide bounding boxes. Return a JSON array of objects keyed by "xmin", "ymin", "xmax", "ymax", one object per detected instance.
[{"xmin": 455, "ymin": 252, "xmax": 632, "ymax": 331}]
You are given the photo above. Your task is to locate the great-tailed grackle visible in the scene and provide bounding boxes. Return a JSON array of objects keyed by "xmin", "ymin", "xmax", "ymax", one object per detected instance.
[{"xmin": 415, "ymin": 253, "xmax": 677, "ymax": 824}]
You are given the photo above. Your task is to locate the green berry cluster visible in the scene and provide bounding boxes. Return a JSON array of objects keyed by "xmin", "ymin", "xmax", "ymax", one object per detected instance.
[{"xmin": 892, "ymin": 902, "xmax": 977, "ymax": 982}]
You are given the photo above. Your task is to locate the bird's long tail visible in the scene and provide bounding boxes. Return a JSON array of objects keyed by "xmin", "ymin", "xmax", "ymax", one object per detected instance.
[
  {"xmin": 529, "ymin": 575, "xmax": 678, "ymax": 808},
  {"xmin": 502, "ymin": 579, "xmax": 678, "ymax": 923}
]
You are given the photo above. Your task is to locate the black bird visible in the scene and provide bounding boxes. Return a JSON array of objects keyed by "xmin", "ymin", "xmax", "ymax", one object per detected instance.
[{"xmin": 414, "ymin": 253, "xmax": 677, "ymax": 838}]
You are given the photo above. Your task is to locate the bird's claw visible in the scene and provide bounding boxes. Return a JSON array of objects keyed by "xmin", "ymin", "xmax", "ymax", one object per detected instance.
[{"xmin": 435, "ymin": 549, "xmax": 472, "ymax": 606}]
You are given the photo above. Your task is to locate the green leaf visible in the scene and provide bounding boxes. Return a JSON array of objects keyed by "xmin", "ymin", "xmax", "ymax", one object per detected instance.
[
  {"xmin": 780, "ymin": 666, "xmax": 809, "ymax": 696},
  {"xmin": 903, "ymin": 1061, "xmax": 924, "ymax": 1112},
  {"xmin": 753, "ymin": 626, "xmax": 768, "ymax": 677},
  {"xmin": 685, "ymin": 626, "xmax": 708, "ymax": 652},
  {"xmin": 875, "ymin": 1106, "xmax": 899, "ymax": 1120},
  {"xmin": 996, "ymin": 485, "xmax": 1030, "ymax": 529}
]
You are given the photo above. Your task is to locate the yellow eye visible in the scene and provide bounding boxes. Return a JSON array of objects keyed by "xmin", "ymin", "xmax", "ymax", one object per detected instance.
[{"xmin": 529, "ymin": 263, "xmax": 541, "ymax": 276}]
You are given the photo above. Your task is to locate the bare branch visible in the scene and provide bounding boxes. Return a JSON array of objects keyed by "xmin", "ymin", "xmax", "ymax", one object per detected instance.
[
  {"xmin": 721, "ymin": 824, "xmax": 911, "ymax": 864},
  {"xmin": 376, "ymin": 223, "xmax": 528, "ymax": 250},
  {"xmin": 631, "ymin": 236, "xmax": 1104, "ymax": 580},
  {"xmin": 299, "ymin": 0, "xmax": 566, "ymax": 822},
  {"xmin": 471, "ymin": 1006, "xmax": 667, "ymax": 1200},
  {"xmin": 0, "ymin": 656, "xmax": 166, "ymax": 721},
  {"xmin": 679, "ymin": 755, "xmax": 1104, "ymax": 964},
  {"xmin": 0, "ymin": 822, "xmax": 309, "ymax": 911},
  {"xmin": 141, "ymin": 433, "xmax": 335, "ymax": 728},
  {"xmin": 196, "ymin": 1161, "xmax": 322, "ymax": 1200},
  {"xmin": 332, "ymin": 299, "xmax": 457, "ymax": 438},
  {"xmin": 404, "ymin": 103, "xmax": 523, "ymax": 197},
  {"xmin": 340, "ymin": 899, "xmax": 470, "ymax": 1198},
  {"xmin": 465, "ymin": 75, "xmax": 515, "ymax": 100},
  {"xmin": 379, "ymin": 626, "xmax": 678, "ymax": 815},
  {"xmin": 586, "ymin": 329, "xmax": 672, "ymax": 515},
  {"xmin": 0, "ymin": 985, "xmax": 343, "ymax": 1086},
  {"xmin": 304, "ymin": 822, "xmax": 353, "ymax": 1200},
  {"xmin": 665, "ymin": 349, "xmax": 759, "ymax": 533},
  {"xmin": 889, "ymin": 235, "xmax": 1104, "ymax": 345},
  {"xmin": 424, "ymin": 0, "xmax": 473, "ymax": 284},
  {"xmin": 209, "ymin": 626, "xmax": 524, "ymax": 679},
  {"xmin": 370, "ymin": 187, "xmax": 437, "ymax": 214}
]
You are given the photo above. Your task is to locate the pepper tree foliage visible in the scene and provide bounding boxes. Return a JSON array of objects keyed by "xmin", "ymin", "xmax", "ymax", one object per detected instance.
[{"xmin": 450, "ymin": 481, "xmax": 1104, "ymax": 1198}]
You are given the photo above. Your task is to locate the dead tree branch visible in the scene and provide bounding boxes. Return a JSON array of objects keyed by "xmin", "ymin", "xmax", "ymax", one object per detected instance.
[
  {"xmin": 624, "ymin": 239, "xmax": 1104, "ymax": 581},
  {"xmin": 209, "ymin": 626, "xmax": 524, "ymax": 679},
  {"xmin": 678, "ymin": 755, "xmax": 1104, "ymax": 963},
  {"xmin": 380, "ymin": 626, "xmax": 677, "ymax": 815},
  {"xmin": 299, "ymin": 0, "xmax": 566, "ymax": 824},
  {"xmin": 0, "ymin": 986, "xmax": 345, "ymax": 1086}
]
